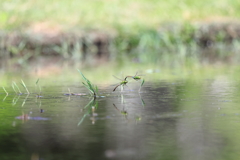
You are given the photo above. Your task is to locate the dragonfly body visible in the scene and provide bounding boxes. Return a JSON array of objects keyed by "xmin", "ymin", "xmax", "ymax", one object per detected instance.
[
  {"xmin": 126, "ymin": 72, "xmax": 143, "ymax": 81},
  {"xmin": 112, "ymin": 72, "xmax": 144, "ymax": 92},
  {"xmin": 120, "ymin": 80, "xmax": 128, "ymax": 85},
  {"xmin": 132, "ymin": 76, "xmax": 141, "ymax": 81},
  {"xmin": 113, "ymin": 80, "xmax": 128, "ymax": 91},
  {"xmin": 125, "ymin": 72, "xmax": 145, "ymax": 92}
]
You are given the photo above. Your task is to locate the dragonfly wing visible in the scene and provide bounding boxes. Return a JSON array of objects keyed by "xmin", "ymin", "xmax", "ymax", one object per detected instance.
[{"xmin": 113, "ymin": 75, "xmax": 123, "ymax": 81}]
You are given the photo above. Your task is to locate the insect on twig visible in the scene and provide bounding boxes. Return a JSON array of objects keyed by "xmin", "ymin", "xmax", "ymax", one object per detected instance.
[{"xmin": 112, "ymin": 75, "xmax": 128, "ymax": 92}]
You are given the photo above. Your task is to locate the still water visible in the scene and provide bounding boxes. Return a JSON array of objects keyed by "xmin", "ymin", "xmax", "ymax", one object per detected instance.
[{"xmin": 0, "ymin": 78, "xmax": 240, "ymax": 160}]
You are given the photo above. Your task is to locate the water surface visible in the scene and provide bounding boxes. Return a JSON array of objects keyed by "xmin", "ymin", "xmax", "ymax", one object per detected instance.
[{"xmin": 0, "ymin": 78, "xmax": 240, "ymax": 160}]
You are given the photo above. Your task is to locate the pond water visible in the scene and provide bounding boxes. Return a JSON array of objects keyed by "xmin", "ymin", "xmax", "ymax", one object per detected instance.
[{"xmin": 1, "ymin": 77, "xmax": 240, "ymax": 160}]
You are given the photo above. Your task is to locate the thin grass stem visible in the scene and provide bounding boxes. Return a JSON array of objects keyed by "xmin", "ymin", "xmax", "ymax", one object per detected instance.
[
  {"xmin": 139, "ymin": 79, "xmax": 145, "ymax": 92},
  {"xmin": 68, "ymin": 88, "xmax": 71, "ymax": 95},
  {"xmin": 21, "ymin": 79, "xmax": 30, "ymax": 94},
  {"xmin": 13, "ymin": 82, "xmax": 22, "ymax": 94},
  {"xmin": 3, "ymin": 95, "xmax": 8, "ymax": 101},
  {"xmin": 78, "ymin": 114, "xmax": 87, "ymax": 126},
  {"xmin": 12, "ymin": 95, "xmax": 20, "ymax": 106},
  {"xmin": 22, "ymin": 94, "xmax": 29, "ymax": 107},
  {"xmin": 12, "ymin": 83, "xmax": 18, "ymax": 94},
  {"xmin": 2, "ymin": 87, "xmax": 8, "ymax": 95}
]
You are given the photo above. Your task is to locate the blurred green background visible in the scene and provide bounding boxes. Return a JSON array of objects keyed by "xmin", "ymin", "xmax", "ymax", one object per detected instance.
[
  {"xmin": 1, "ymin": 0, "xmax": 239, "ymax": 30},
  {"xmin": 0, "ymin": 0, "xmax": 240, "ymax": 81}
]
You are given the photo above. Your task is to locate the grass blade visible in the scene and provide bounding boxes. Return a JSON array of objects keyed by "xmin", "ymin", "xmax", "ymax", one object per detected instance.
[
  {"xmin": 22, "ymin": 94, "xmax": 29, "ymax": 107},
  {"xmin": 78, "ymin": 114, "xmax": 87, "ymax": 126},
  {"xmin": 12, "ymin": 95, "xmax": 20, "ymax": 106},
  {"xmin": 93, "ymin": 84, "xmax": 97, "ymax": 92},
  {"xmin": 35, "ymin": 79, "xmax": 41, "ymax": 94},
  {"xmin": 3, "ymin": 95, "xmax": 8, "ymax": 101},
  {"xmin": 77, "ymin": 69, "xmax": 88, "ymax": 82},
  {"xmin": 36, "ymin": 78, "xmax": 39, "ymax": 85},
  {"xmin": 139, "ymin": 79, "xmax": 145, "ymax": 92},
  {"xmin": 21, "ymin": 79, "xmax": 30, "ymax": 94},
  {"xmin": 13, "ymin": 81, "xmax": 22, "ymax": 94},
  {"xmin": 141, "ymin": 79, "xmax": 145, "ymax": 87},
  {"xmin": 2, "ymin": 87, "xmax": 8, "ymax": 95},
  {"xmin": 12, "ymin": 83, "xmax": 17, "ymax": 94},
  {"xmin": 84, "ymin": 98, "xmax": 95, "ymax": 109},
  {"xmin": 77, "ymin": 69, "xmax": 97, "ymax": 97}
]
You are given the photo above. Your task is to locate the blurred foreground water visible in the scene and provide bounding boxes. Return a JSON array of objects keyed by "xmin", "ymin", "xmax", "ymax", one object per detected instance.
[{"xmin": 0, "ymin": 76, "xmax": 240, "ymax": 160}]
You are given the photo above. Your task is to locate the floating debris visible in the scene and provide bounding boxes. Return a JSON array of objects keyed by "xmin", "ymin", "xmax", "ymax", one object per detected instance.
[{"xmin": 15, "ymin": 114, "xmax": 50, "ymax": 121}]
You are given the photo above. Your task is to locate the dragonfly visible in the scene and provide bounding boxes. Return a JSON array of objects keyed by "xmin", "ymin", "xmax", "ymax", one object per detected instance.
[
  {"xmin": 112, "ymin": 75, "xmax": 128, "ymax": 92},
  {"xmin": 113, "ymin": 104, "xmax": 128, "ymax": 116},
  {"xmin": 125, "ymin": 72, "xmax": 143, "ymax": 81},
  {"xmin": 125, "ymin": 72, "xmax": 145, "ymax": 92}
]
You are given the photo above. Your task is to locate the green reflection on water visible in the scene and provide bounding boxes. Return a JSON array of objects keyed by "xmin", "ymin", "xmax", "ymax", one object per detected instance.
[{"xmin": 1, "ymin": 66, "xmax": 240, "ymax": 159}]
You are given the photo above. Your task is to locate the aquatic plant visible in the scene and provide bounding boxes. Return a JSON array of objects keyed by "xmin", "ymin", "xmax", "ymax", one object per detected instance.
[
  {"xmin": 77, "ymin": 69, "xmax": 98, "ymax": 97},
  {"xmin": 11, "ymin": 83, "xmax": 17, "ymax": 94},
  {"xmin": 12, "ymin": 81, "xmax": 22, "ymax": 94}
]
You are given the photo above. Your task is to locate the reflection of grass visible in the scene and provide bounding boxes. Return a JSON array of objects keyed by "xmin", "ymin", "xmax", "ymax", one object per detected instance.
[
  {"xmin": 12, "ymin": 82, "xmax": 22, "ymax": 94},
  {"xmin": 20, "ymin": 79, "xmax": 29, "ymax": 94},
  {"xmin": 2, "ymin": 87, "xmax": 8, "ymax": 95},
  {"xmin": 78, "ymin": 97, "xmax": 98, "ymax": 126}
]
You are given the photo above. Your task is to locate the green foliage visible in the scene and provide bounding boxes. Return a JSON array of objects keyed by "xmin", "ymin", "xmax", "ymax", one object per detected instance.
[
  {"xmin": 1, "ymin": 0, "xmax": 240, "ymax": 68},
  {"xmin": 1, "ymin": 0, "xmax": 239, "ymax": 30},
  {"xmin": 77, "ymin": 69, "xmax": 98, "ymax": 97}
]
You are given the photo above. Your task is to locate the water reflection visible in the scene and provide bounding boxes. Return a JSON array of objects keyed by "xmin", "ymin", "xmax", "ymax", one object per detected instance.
[{"xmin": 0, "ymin": 79, "xmax": 240, "ymax": 159}]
